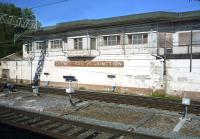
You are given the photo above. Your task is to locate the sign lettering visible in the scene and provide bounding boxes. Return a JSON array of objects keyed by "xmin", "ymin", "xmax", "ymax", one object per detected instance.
[{"xmin": 55, "ymin": 61, "xmax": 124, "ymax": 67}]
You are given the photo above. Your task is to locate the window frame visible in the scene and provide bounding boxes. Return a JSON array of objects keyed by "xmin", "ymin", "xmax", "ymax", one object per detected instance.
[
  {"xmin": 35, "ymin": 41, "xmax": 46, "ymax": 50},
  {"xmin": 103, "ymin": 35, "xmax": 121, "ymax": 46},
  {"xmin": 128, "ymin": 33, "xmax": 148, "ymax": 45},
  {"xmin": 74, "ymin": 38, "xmax": 83, "ymax": 50},
  {"xmin": 179, "ymin": 31, "xmax": 200, "ymax": 46},
  {"xmin": 50, "ymin": 39, "xmax": 63, "ymax": 49},
  {"xmin": 25, "ymin": 43, "xmax": 32, "ymax": 53}
]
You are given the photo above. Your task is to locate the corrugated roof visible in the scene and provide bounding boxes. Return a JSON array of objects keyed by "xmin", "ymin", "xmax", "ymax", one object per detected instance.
[{"xmin": 26, "ymin": 10, "xmax": 200, "ymax": 36}]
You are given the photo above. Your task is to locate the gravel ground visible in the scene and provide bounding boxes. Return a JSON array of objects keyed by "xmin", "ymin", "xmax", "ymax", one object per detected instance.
[
  {"xmin": 180, "ymin": 119, "xmax": 200, "ymax": 137},
  {"xmin": 142, "ymin": 114, "xmax": 179, "ymax": 131},
  {"xmin": 74, "ymin": 103, "xmax": 145, "ymax": 125},
  {"xmin": 0, "ymin": 89, "xmax": 200, "ymax": 138}
]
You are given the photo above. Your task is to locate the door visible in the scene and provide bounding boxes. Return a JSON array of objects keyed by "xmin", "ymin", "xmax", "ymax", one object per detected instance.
[{"xmin": 91, "ymin": 38, "xmax": 96, "ymax": 50}]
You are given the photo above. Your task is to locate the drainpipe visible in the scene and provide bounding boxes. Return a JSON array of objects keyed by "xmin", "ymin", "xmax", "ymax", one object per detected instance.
[{"xmin": 163, "ymin": 33, "xmax": 167, "ymax": 97}]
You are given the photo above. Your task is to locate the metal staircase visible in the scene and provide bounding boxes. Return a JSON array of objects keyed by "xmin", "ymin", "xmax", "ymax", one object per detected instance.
[{"xmin": 33, "ymin": 46, "xmax": 47, "ymax": 85}]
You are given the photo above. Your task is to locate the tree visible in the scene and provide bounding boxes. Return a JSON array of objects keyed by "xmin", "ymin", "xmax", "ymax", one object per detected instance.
[
  {"xmin": 22, "ymin": 8, "xmax": 36, "ymax": 19},
  {"xmin": 0, "ymin": 3, "xmax": 39, "ymax": 58}
]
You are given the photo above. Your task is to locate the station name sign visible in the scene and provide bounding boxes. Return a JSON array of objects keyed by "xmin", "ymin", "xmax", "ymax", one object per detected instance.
[{"xmin": 55, "ymin": 61, "xmax": 124, "ymax": 67}]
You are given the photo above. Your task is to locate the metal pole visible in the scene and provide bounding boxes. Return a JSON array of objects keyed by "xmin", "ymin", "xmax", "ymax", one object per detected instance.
[
  {"xmin": 31, "ymin": 61, "xmax": 32, "ymax": 85},
  {"xmin": 190, "ymin": 30, "xmax": 193, "ymax": 72},
  {"xmin": 163, "ymin": 33, "xmax": 167, "ymax": 75},
  {"xmin": 157, "ymin": 24, "xmax": 160, "ymax": 56},
  {"xmin": 122, "ymin": 27, "xmax": 126, "ymax": 55},
  {"xmin": 69, "ymin": 81, "xmax": 71, "ymax": 91},
  {"xmin": 86, "ymin": 30, "xmax": 90, "ymax": 55}
]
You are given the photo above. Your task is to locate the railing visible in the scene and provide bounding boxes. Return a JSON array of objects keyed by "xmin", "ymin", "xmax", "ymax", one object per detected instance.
[
  {"xmin": 159, "ymin": 44, "xmax": 200, "ymax": 55},
  {"xmin": 25, "ymin": 43, "xmax": 200, "ymax": 58}
]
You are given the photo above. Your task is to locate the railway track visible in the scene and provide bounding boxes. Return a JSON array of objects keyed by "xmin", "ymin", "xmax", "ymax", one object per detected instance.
[
  {"xmin": 0, "ymin": 105, "xmax": 163, "ymax": 139},
  {"xmin": 15, "ymin": 85, "xmax": 200, "ymax": 115}
]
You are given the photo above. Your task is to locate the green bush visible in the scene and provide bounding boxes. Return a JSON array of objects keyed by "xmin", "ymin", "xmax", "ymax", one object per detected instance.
[
  {"xmin": 79, "ymin": 87, "xmax": 86, "ymax": 90},
  {"xmin": 151, "ymin": 90, "xmax": 165, "ymax": 98}
]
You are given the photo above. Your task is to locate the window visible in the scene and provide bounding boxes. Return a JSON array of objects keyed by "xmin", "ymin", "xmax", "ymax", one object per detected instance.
[
  {"xmin": 128, "ymin": 33, "xmax": 148, "ymax": 44},
  {"xmin": 2, "ymin": 69, "xmax": 9, "ymax": 79},
  {"xmin": 50, "ymin": 40, "xmax": 63, "ymax": 49},
  {"xmin": 35, "ymin": 41, "xmax": 46, "ymax": 50},
  {"xmin": 74, "ymin": 38, "xmax": 83, "ymax": 50},
  {"xmin": 103, "ymin": 36, "xmax": 120, "ymax": 46},
  {"xmin": 25, "ymin": 43, "xmax": 32, "ymax": 53},
  {"xmin": 179, "ymin": 31, "xmax": 200, "ymax": 46},
  {"xmin": 159, "ymin": 33, "xmax": 173, "ymax": 48}
]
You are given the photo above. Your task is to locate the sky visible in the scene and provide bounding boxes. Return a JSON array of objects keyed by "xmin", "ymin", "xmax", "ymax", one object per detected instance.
[{"xmin": 1, "ymin": 0, "xmax": 200, "ymax": 27}]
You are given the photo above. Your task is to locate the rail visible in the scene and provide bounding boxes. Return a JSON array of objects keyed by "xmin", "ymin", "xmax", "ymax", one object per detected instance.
[
  {"xmin": 16, "ymin": 85, "xmax": 200, "ymax": 115},
  {"xmin": 0, "ymin": 105, "xmax": 163, "ymax": 139}
]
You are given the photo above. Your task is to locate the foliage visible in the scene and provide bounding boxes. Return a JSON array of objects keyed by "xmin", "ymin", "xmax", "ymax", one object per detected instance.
[
  {"xmin": 79, "ymin": 87, "xmax": 86, "ymax": 90},
  {"xmin": 0, "ymin": 3, "xmax": 39, "ymax": 58},
  {"xmin": 151, "ymin": 90, "xmax": 165, "ymax": 98},
  {"xmin": 151, "ymin": 90, "xmax": 182, "ymax": 100}
]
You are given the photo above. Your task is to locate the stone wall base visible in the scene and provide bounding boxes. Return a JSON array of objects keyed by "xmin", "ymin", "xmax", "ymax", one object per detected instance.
[
  {"xmin": 3, "ymin": 79, "xmax": 200, "ymax": 101},
  {"xmin": 168, "ymin": 90, "xmax": 200, "ymax": 101}
]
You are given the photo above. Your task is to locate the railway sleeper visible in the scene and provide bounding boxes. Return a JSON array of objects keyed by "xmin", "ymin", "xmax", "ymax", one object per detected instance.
[
  {"xmin": 71, "ymin": 128, "xmax": 89, "ymax": 137},
  {"xmin": 4, "ymin": 114, "xmax": 24, "ymax": 121},
  {"xmin": 25, "ymin": 117, "xmax": 44, "ymax": 125},
  {"xmin": 57, "ymin": 125, "xmax": 74, "ymax": 134},
  {"xmin": 93, "ymin": 132, "xmax": 115, "ymax": 139},
  {"xmin": 0, "ymin": 112, "xmax": 18, "ymax": 119},
  {"xmin": 76, "ymin": 130, "xmax": 99, "ymax": 139},
  {"xmin": 45, "ymin": 123, "xmax": 63, "ymax": 131},
  {"xmin": 30, "ymin": 119, "xmax": 51, "ymax": 127},
  {"xmin": 64, "ymin": 126, "xmax": 84, "ymax": 136},
  {"xmin": 35, "ymin": 120, "xmax": 55, "ymax": 128},
  {"xmin": 42, "ymin": 122, "xmax": 62, "ymax": 130},
  {"xmin": 14, "ymin": 116, "xmax": 33, "ymax": 123}
]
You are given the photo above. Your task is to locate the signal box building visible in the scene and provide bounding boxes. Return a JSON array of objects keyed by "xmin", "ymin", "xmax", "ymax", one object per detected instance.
[{"xmin": 1, "ymin": 11, "xmax": 200, "ymax": 100}]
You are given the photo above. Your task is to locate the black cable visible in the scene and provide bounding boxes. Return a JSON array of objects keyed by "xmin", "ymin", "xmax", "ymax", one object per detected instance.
[{"xmin": 30, "ymin": 0, "xmax": 69, "ymax": 9}]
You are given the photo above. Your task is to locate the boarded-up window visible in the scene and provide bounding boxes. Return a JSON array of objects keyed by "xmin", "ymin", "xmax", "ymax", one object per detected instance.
[
  {"xmin": 159, "ymin": 33, "xmax": 173, "ymax": 48},
  {"xmin": 179, "ymin": 31, "xmax": 200, "ymax": 46},
  {"xmin": 179, "ymin": 32, "xmax": 191, "ymax": 46},
  {"xmin": 2, "ymin": 69, "xmax": 9, "ymax": 79},
  {"xmin": 192, "ymin": 32, "xmax": 200, "ymax": 46}
]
